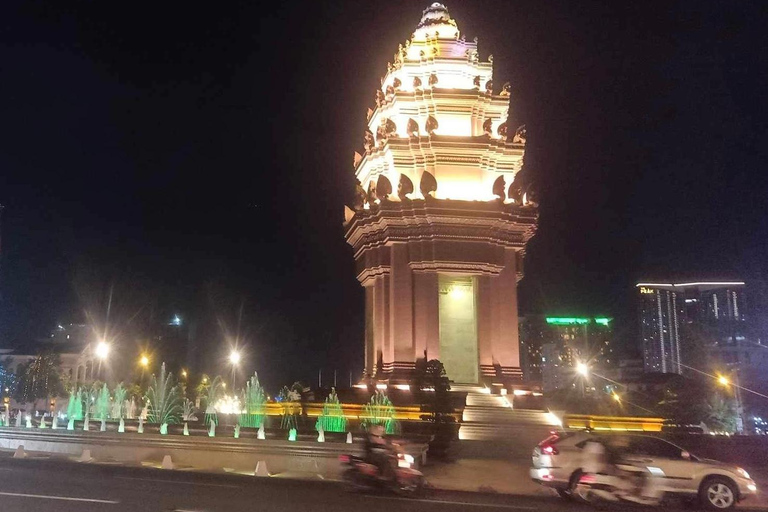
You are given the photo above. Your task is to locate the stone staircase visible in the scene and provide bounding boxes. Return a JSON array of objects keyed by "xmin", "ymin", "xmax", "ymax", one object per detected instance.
[{"xmin": 458, "ymin": 392, "xmax": 560, "ymax": 458}]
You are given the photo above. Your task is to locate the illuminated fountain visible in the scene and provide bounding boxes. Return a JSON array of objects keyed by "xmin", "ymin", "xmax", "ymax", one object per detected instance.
[
  {"xmin": 182, "ymin": 399, "xmax": 195, "ymax": 436},
  {"xmin": 94, "ymin": 383, "xmax": 110, "ymax": 431},
  {"xmin": 362, "ymin": 390, "xmax": 400, "ymax": 435},
  {"xmin": 146, "ymin": 363, "xmax": 182, "ymax": 435},
  {"xmin": 204, "ymin": 376, "xmax": 225, "ymax": 429},
  {"xmin": 113, "ymin": 383, "xmax": 127, "ymax": 433},
  {"xmin": 239, "ymin": 373, "xmax": 266, "ymax": 429},
  {"xmin": 315, "ymin": 387, "xmax": 347, "ymax": 434},
  {"xmin": 343, "ymin": 2, "xmax": 538, "ymax": 385}
]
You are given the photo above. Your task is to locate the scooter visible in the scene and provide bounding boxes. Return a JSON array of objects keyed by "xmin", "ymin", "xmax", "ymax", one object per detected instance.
[
  {"xmin": 340, "ymin": 448, "xmax": 426, "ymax": 496},
  {"xmin": 575, "ymin": 464, "xmax": 663, "ymax": 507}
]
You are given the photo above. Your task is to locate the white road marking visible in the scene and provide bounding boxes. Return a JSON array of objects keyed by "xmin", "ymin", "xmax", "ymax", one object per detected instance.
[
  {"xmin": 365, "ymin": 495, "xmax": 536, "ymax": 509},
  {"xmin": 0, "ymin": 491, "xmax": 118, "ymax": 504},
  {"xmin": 115, "ymin": 475, "xmax": 239, "ymax": 488}
]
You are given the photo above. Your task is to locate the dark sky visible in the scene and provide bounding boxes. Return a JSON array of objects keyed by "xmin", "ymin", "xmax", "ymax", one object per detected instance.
[{"xmin": 1, "ymin": 1, "xmax": 766, "ymax": 387}]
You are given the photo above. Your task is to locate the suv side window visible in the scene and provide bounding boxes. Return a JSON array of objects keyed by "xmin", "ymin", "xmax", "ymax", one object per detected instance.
[{"xmin": 629, "ymin": 437, "xmax": 683, "ymax": 459}]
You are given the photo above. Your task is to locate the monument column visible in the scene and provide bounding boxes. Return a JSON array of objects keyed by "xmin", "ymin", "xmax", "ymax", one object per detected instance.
[
  {"xmin": 476, "ymin": 275, "xmax": 494, "ymax": 376},
  {"xmin": 390, "ymin": 243, "xmax": 415, "ymax": 370},
  {"xmin": 413, "ymin": 272, "xmax": 439, "ymax": 361},
  {"xmin": 489, "ymin": 249, "xmax": 522, "ymax": 376}
]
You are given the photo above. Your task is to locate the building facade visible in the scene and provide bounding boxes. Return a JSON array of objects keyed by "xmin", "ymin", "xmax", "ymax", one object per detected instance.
[
  {"xmin": 637, "ymin": 281, "xmax": 752, "ymax": 374},
  {"xmin": 344, "ymin": 4, "xmax": 538, "ymax": 384},
  {"xmin": 520, "ymin": 316, "xmax": 614, "ymax": 391}
]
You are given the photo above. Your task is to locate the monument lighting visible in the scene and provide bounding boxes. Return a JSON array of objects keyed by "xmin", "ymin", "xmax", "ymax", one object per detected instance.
[{"xmin": 344, "ymin": 3, "xmax": 538, "ymax": 385}]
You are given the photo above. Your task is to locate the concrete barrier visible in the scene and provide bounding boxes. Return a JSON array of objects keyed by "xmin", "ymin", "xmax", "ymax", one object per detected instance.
[{"xmin": 0, "ymin": 428, "xmax": 387, "ymax": 479}]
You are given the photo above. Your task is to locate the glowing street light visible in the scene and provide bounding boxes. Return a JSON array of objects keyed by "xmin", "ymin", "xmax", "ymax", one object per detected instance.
[
  {"xmin": 181, "ymin": 369, "xmax": 188, "ymax": 378},
  {"xmin": 139, "ymin": 355, "xmax": 149, "ymax": 368},
  {"xmin": 612, "ymin": 392, "xmax": 621, "ymax": 402},
  {"xmin": 229, "ymin": 350, "xmax": 241, "ymax": 389},
  {"xmin": 95, "ymin": 341, "xmax": 109, "ymax": 360},
  {"xmin": 576, "ymin": 362, "xmax": 589, "ymax": 377},
  {"xmin": 718, "ymin": 375, "xmax": 730, "ymax": 387}
]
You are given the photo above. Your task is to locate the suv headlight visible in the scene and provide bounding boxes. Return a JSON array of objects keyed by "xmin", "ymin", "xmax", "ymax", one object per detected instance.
[{"xmin": 737, "ymin": 467, "xmax": 750, "ymax": 480}]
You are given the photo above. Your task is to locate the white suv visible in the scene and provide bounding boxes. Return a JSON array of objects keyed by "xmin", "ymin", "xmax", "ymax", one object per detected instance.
[{"xmin": 530, "ymin": 432, "xmax": 757, "ymax": 510}]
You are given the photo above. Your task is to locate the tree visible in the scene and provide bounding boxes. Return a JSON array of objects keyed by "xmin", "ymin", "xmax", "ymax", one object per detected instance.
[
  {"xmin": 705, "ymin": 393, "xmax": 739, "ymax": 433},
  {"xmin": 13, "ymin": 352, "xmax": 63, "ymax": 405},
  {"xmin": 0, "ymin": 359, "xmax": 16, "ymax": 398}
]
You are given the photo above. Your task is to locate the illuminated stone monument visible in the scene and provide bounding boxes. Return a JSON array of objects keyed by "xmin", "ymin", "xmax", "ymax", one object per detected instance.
[{"xmin": 344, "ymin": 3, "xmax": 538, "ymax": 384}]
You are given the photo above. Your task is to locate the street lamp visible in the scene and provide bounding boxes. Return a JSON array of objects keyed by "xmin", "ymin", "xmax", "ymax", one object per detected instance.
[
  {"xmin": 576, "ymin": 362, "xmax": 589, "ymax": 377},
  {"xmin": 229, "ymin": 350, "xmax": 241, "ymax": 389},
  {"xmin": 95, "ymin": 341, "xmax": 109, "ymax": 379},
  {"xmin": 139, "ymin": 355, "xmax": 149, "ymax": 368},
  {"xmin": 718, "ymin": 375, "xmax": 730, "ymax": 387},
  {"xmin": 95, "ymin": 341, "xmax": 109, "ymax": 360}
]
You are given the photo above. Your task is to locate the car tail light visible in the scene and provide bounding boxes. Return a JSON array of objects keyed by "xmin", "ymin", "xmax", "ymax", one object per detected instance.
[
  {"xmin": 541, "ymin": 445, "xmax": 558, "ymax": 455},
  {"xmin": 338, "ymin": 455, "xmax": 350, "ymax": 463},
  {"xmin": 580, "ymin": 474, "xmax": 596, "ymax": 483}
]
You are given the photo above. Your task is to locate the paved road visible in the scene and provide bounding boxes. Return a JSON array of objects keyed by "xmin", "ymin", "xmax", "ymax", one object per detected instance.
[{"xmin": 0, "ymin": 456, "xmax": 764, "ymax": 512}]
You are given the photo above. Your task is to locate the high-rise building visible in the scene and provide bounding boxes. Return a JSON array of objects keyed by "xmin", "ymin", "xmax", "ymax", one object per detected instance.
[
  {"xmin": 519, "ymin": 315, "xmax": 613, "ymax": 391},
  {"xmin": 344, "ymin": 4, "xmax": 538, "ymax": 384},
  {"xmin": 637, "ymin": 281, "xmax": 748, "ymax": 374}
]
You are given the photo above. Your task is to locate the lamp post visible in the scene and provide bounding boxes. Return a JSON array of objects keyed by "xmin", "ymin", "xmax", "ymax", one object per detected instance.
[
  {"xmin": 229, "ymin": 350, "xmax": 241, "ymax": 390},
  {"xmin": 95, "ymin": 341, "xmax": 109, "ymax": 380},
  {"xmin": 139, "ymin": 355, "xmax": 149, "ymax": 389},
  {"xmin": 576, "ymin": 362, "xmax": 589, "ymax": 398}
]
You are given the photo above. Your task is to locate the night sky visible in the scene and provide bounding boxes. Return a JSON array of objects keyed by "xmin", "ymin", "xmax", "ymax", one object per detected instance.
[{"xmin": 1, "ymin": 1, "xmax": 766, "ymax": 388}]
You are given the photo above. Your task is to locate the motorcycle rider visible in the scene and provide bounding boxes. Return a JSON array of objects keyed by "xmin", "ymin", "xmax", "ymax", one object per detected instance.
[{"xmin": 364, "ymin": 424, "xmax": 398, "ymax": 481}]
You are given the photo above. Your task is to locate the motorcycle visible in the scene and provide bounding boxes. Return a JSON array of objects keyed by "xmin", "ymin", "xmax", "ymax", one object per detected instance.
[
  {"xmin": 575, "ymin": 464, "xmax": 663, "ymax": 507},
  {"xmin": 339, "ymin": 448, "xmax": 426, "ymax": 496}
]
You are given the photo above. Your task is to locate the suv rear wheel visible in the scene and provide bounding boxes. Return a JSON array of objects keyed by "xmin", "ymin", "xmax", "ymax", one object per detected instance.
[{"xmin": 699, "ymin": 477, "xmax": 737, "ymax": 510}]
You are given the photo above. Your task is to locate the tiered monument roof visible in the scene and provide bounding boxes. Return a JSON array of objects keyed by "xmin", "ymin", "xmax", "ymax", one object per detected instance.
[{"xmin": 349, "ymin": 3, "xmax": 534, "ymax": 209}]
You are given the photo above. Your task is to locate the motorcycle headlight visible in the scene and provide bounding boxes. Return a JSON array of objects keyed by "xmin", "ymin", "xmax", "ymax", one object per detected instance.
[
  {"xmin": 403, "ymin": 454, "xmax": 415, "ymax": 465},
  {"xmin": 737, "ymin": 468, "xmax": 750, "ymax": 480}
]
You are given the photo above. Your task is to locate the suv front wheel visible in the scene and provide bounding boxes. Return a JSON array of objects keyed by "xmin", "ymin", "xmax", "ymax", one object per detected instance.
[{"xmin": 699, "ymin": 477, "xmax": 738, "ymax": 510}]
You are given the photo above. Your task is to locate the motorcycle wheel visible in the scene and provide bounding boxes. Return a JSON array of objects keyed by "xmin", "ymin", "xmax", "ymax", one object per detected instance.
[{"xmin": 394, "ymin": 475, "xmax": 425, "ymax": 497}]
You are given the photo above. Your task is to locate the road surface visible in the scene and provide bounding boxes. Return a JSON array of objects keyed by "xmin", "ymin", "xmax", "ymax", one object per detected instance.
[{"xmin": 0, "ymin": 456, "xmax": 763, "ymax": 512}]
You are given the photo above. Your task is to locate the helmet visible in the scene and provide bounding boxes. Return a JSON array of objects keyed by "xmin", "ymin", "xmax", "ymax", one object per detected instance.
[{"xmin": 369, "ymin": 425, "xmax": 385, "ymax": 437}]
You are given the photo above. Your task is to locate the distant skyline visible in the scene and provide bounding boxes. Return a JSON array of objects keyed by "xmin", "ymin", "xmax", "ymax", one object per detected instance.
[{"xmin": 1, "ymin": 1, "xmax": 766, "ymax": 387}]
